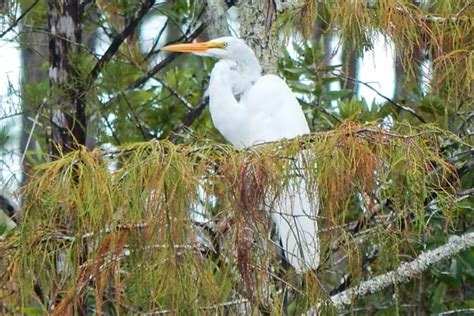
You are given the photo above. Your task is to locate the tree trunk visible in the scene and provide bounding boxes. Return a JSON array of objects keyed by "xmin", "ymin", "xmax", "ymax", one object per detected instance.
[
  {"xmin": 19, "ymin": 21, "xmax": 48, "ymax": 182},
  {"xmin": 204, "ymin": 0, "xmax": 231, "ymax": 38},
  {"xmin": 394, "ymin": 45, "xmax": 424, "ymax": 100},
  {"xmin": 83, "ymin": 9, "xmax": 98, "ymax": 149},
  {"xmin": 237, "ymin": 0, "xmax": 279, "ymax": 74},
  {"xmin": 47, "ymin": 4, "xmax": 87, "ymax": 312},
  {"xmin": 341, "ymin": 45, "xmax": 357, "ymax": 99},
  {"xmin": 47, "ymin": 0, "xmax": 85, "ymax": 155},
  {"xmin": 394, "ymin": 0, "xmax": 425, "ymax": 101}
]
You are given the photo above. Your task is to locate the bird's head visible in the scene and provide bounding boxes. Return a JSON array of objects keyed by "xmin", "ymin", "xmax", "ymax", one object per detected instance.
[{"xmin": 162, "ymin": 37, "xmax": 252, "ymax": 62}]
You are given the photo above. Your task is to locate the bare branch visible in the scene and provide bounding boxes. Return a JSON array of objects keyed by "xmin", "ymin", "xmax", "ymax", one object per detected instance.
[
  {"xmin": 457, "ymin": 188, "xmax": 474, "ymax": 198},
  {"xmin": 0, "ymin": 0, "xmax": 40, "ymax": 39},
  {"xmin": 79, "ymin": 0, "xmax": 96, "ymax": 14},
  {"xmin": 331, "ymin": 71, "xmax": 427, "ymax": 123},
  {"xmin": 20, "ymin": 98, "xmax": 48, "ymax": 166},
  {"xmin": 169, "ymin": 96, "xmax": 209, "ymax": 143},
  {"xmin": 99, "ymin": 23, "xmax": 207, "ymax": 111},
  {"xmin": 128, "ymin": 23, "xmax": 207, "ymax": 91},
  {"xmin": 88, "ymin": 0, "xmax": 156, "ymax": 82},
  {"xmin": 324, "ymin": 232, "xmax": 474, "ymax": 311},
  {"xmin": 154, "ymin": 77, "xmax": 193, "ymax": 110},
  {"xmin": 438, "ymin": 308, "xmax": 474, "ymax": 315},
  {"xmin": 121, "ymin": 92, "xmax": 152, "ymax": 140},
  {"xmin": 143, "ymin": 18, "xmax": 169, "ymax": 62},
  {"xmin": 144, "ymin": 297, "xmax": 250, "ymax": 315},
  {"xmin": 395, "ymin": 1, "xmax": 473, "ymax": 23},
  {"xmin": 0, "ymin": 195, "xmax": 17, "ymax": 219}
]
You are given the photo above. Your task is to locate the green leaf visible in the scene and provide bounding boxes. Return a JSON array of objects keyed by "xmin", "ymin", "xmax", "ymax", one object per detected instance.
[
  {"xmin": 430, "ymin": 283, "xmax": 446, "ymax": 312},
  {"xmin": 0, "ymin": 222, "xmax": 7, "ymax": 235},
  {"xmin": 326, "ymin": 89, "xmax": 352, "ymax": 100},
  {"xmin": 21, "ymin": 307, "xmax": 44, "ymax": 315},
  {"xmin": 283, "ymin": 67, "xmax": 306, "ymax": 75},
  {"xmin": 321, "ymin": 77, "xmax": 341, "ymax": 84},
  {"xmin": 288, "ymin": 80, "xmax": 313, "ymax": 92},
  {"xmin": 436, "ymin": 272, "xmax": 462, "ymax": 288}
]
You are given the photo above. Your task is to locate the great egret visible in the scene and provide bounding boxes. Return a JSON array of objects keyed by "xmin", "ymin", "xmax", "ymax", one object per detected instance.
[{"xmin": 163, "ymin": 37, "xmax": 319, "ymax": 273}]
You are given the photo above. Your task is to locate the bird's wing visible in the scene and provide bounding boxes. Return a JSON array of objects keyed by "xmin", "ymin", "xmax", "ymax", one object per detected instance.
[
  {"xmin": 240, "ymin": 75, "xmax": 319, "ymax": 272},
  {"xmin": 240, "ymin": 74, "xmax": 309, "ymax": 147},
  {"xmin": 272, "ymin": 153, "xmax": 320, "ymax": 272}
]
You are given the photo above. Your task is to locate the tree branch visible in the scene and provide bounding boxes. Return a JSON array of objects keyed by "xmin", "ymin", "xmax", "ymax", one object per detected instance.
[
  {"xmin": 79, "ymin": 0, "xmax": 96, "ymax": 14},
  {"xmin": 128, "ymin": 23, "xmax": 207, "ymax": 91},
  {"xmin": 100, "ymin": 23, "xmax": 207, "ymax": 112},
  {"xmin": 0, "ymin": 0, "xmax": 40, "ymax": 39},
  {"xmin": 324, "ymin": 232, "xmax": 474, "ymax": 311},
  {"xmin": 119, "ymin": 91, "xmax": 151, "ymax": 140},
  {"xmin": 169, "ymin": 96, "xmax": 209, "ymax": 143},
  {"xmin": 88, "ymin": 0, "xmax": 156, "ymax": 82},
  {"xmin": 154, "ymin": 77, "xmax": 193, "ymax": 110},
  {"xmin": 331, "ymin": 71, "xmax": 427, "ymax": 123},
  {"xmin": 143, "ymin": 18, "xmax": 169, "ymax": 62},
  {"xmin": 0, "ymin": 195, "xmax": 17, "ymax": 219},
  {"xmin": 395, "ymin": 1, "xmax": 473, "ymax": 23}
]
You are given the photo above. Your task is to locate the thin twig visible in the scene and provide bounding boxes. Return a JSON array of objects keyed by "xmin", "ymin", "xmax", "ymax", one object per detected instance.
[
  {"xmin": 20, "ymin": 25, "xmax": 99, "ymax": 57},
  {"xmin": 331, "ymin": 71, "xmax": 427, "ymax": 123},
  {"xmin": 79, "ymin": 0, "xmax": 96, "ymax": 14},
  {"xmin": 0, "ymin": 0, "xmax": 40, "ymax": 39},
  {"xmin": 144, "ymin": 18, "xmax": 169, "ymax": 62},
  {"xmin": 154, "ymin": 77, "xmax": 194, "ymax": 110},
  {"xmin": 456, "ymin": 188, "xmax": 474, "ymax": 197},
  {"xmin": 437, "ymin": 308, "xmax": 474, "ymax": 315},
  {"xmin": 301, "ymin": 99, "xmax": 341, "ymax": 123},
  {"xmin": 102, "ymin": 113, "xmax": 121, "ymax": 145},
  {"xmin": 100, "ymin": 23, "xmax": 207, "ymax": 112},
  {"xmin": 169, "ymin": 96, "xmax": 209, "ymax": 143},
  {"xmin": 144, "ymin": 298, "xmax": 250, "ymax": 315},
  {"xmin": 394, "ymin": 1, "xmax": 473, "ymax": 23},
  {"xmin": 142, "ymin": 6, "xmax": 207, "ymax": 61},
  {"xmin": 128, "ymin": 23, "xmax": 207, "ymax": 91},
  {"xmin": 20, "ymin": 98, "xmax": 48, "ymax": 166},
  {"xmin": 119, "ymin": 90, "xmax": 151, "ymax": 140},
  {"xmin": 88, "ymin": 0, "xmax": 156, "ymax": 82},
  {"xmin": 0, "ymin": 195, "xmax": 17, "ymax": 219},
  {"xmin": 325, "ymin": 232, "xmax": 474, "ymax": 310}
]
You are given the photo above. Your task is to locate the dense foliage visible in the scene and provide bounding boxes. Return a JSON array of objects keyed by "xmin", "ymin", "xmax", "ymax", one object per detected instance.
[{"xmin": 0, "ymin": 0, "xmax": 472, "ymax": 314}]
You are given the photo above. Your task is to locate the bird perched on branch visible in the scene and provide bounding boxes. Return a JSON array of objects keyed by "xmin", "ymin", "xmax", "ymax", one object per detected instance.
[{"xmin": 163, "ymin": 37, "xmax": 319, "ymax": 273}]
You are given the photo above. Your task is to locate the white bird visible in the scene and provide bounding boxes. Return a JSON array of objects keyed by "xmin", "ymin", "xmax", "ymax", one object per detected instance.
[{"xmin": 163, "ymin": 37, "xmax": 319, "ymax": 273}]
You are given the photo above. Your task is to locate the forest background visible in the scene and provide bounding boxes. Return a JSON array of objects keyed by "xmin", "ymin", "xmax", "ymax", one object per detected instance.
[{"xmin": 0, "ymin": 0, "xmax": 473, "ymax": 314}]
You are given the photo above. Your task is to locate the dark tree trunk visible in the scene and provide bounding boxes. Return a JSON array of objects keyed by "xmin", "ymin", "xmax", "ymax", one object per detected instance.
[
  {"xmin": 47, "ymin": 0, "xmax": 86, "ymax": 155},
  {"xmin": 394, "ymin": 44, "xmax": 424, "ymax": 100},
  {"xmin": 238, "ymin": 0, "xmax": 279, "ymax": 74},
  {"xmin": 394, "ymin": 0, "xmax": 426, "ymax": 105},
  {"xmin": 47, "ymin": 2, "xmax": 87, "ymax": 312},
  {"xmin": 204, "ymin": 0, "xmax": 231, "ymax": 39},
  {"xmin": 19, "ymin": 23, "xmax": 48, "ymax": 182},
  {"xmin": 342, "ymin": 46, "xmax": 357, "ymax": 98}
]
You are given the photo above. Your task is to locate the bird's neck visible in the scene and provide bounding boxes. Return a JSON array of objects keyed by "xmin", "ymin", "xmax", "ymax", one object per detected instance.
[
  {"xmin": 225, "ymin": 49, "xmax": 262, "ymax": 95},
  {"xmin": 236, "ymin": 50, "xmax": 262, "ymax": 80},
  {"xmin": 208, "ymin": 61, "xmax": 248, "ymax": 147}
]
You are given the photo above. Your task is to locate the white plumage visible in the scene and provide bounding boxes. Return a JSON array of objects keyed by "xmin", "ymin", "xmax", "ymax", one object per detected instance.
[{"xmin": 163, "ymin": 37, "xmax": 319, "ymax": 272}]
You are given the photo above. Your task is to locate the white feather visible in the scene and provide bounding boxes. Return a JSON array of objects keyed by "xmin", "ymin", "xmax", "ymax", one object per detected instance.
[{"xmin": 169, "ymin": 36, "xmax": 320, "ymax": 272}]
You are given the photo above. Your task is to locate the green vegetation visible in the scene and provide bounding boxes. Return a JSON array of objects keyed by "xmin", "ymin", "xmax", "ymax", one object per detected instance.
[{"xmin": 0, "ymin": 0, "xmax": 472, "ymax": 314}]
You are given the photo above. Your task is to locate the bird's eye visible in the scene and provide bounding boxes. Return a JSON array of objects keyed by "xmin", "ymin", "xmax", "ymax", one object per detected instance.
[{"xmin": 222, "ymin": 42, "xmax": 228, "ymax": 48}]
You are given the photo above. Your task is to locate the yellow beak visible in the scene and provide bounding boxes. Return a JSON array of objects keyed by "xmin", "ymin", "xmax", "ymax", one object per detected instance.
[{"xmin": 161, "ymin": 41, "xmax": 223, "ymax": 53}]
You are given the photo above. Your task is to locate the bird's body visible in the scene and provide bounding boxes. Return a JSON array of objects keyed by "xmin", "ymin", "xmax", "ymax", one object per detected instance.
[
  {"xmin": 163, "ymin": 37, "xmax": 319, "ymax": 272},
  {"xmin": 208, "ymin": 60, "xmax": 310, "ymax": 148}
]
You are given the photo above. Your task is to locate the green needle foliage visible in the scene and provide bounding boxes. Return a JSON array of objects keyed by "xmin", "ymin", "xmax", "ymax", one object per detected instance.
[
  {"xmin": 280, "ymin": 0, "xmax": 473, "ymax": 105},
  {"xmin": 0, "ymin": 121, "xmax": 462, "ymax": 314}
]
